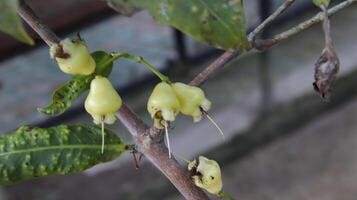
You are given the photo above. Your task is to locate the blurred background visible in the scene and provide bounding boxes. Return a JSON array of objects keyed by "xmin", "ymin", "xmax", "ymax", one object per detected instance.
[{"xmin": 1, "ymin": 0, "xmax": 357, "ymax": 199}]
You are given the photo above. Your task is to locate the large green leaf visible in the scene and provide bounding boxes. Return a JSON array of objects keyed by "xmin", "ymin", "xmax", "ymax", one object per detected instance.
[
  {"xmin": 0, "ymin": 0, "xmax": 34, "ymax": 45},
  {"xmin": 39, "ymin": 51, "xmax": 114, "ymax": 116},
  {"xmin": 0, "ymin": 124, "xmax": 126, "ymax": 185},
  {"xmin": 107, "ymin": 0, "xmax": 249, "ymax": 51}
]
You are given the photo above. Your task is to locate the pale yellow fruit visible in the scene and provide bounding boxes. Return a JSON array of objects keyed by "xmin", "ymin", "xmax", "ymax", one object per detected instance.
[
  {"xmin": 85, "ymin": 76, "xmax": 122, "ymax": 124},
  {"xmin": 50, "ymin": 38, "xmax": 95, "ymax": 75},
  {"xmin": 172, "ymin": 82, "xmax": 211, "ymax": 122},
  {"xmin": 147, "ymin": 82, "xmax": 180, "ymax": 129}
]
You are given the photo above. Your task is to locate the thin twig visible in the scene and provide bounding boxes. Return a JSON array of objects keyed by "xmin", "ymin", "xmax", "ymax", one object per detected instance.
[
  {"xmin": 190, "ymin": 51, "xmax": 239, "ymax": 86},
  {"xmin": 255, "ymin": 0, "xmax": 355, "ymax": 50},
  {"xmin": 192, "ymin": 0, "xmax": 296, "ymax": 87},
  {"xmin": 192, "ymin": 0, "xmax": 355, "ymax": 86},
  {"xmin": 248, "ymin": 0, "xmax": 296, "ymax": 41},
  {"xmin": 321, "ymin": 5, "xmax": 333, "ymax": 47}
]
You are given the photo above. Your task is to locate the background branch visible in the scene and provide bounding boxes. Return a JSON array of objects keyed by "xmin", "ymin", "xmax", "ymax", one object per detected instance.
[
  {"xmin": 192, "ymin": 0, "xmax": 355, "ymax": 86},
  {"xmin": 248, "ymin": 0, "xmax": 296, "ymax": 41},
  {"xmin": 254, "ymin": 0, "xmax": 355, "ymax": 50}
]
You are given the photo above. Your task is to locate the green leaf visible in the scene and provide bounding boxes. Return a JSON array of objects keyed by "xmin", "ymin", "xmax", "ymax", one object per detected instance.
[
  {"xmin": 0, "ymin": 124, "xmax": 127, "ymax": 185},
  {"xmin": 313, "ymin": 0, "xmax": 330, "ymax": 7},
  {"xmin": 39, "ymin": 51, "xmax": 114, "ymax": 116},
  {"xmin": 0, "ymin": 0, "xmax": 34, "ymax": 45},
  {"xmin": 38, "ymin": 74, "xmax": 93, "ymax": 116},
  {"xmin": 93, "ymin": 51, "xmax": 115, "ymax": 76},
  {"xmin": 107, "ymin": 0, "xmax": 249, "ymax": 51}
]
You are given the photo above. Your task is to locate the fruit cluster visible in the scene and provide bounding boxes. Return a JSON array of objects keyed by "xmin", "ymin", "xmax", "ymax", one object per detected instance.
[
  {"xmin": 147, "ymin": 81, "xmax": 214, "ymax": 158},
  {"xmin": 50, "ymin": 38, "xmax": 229, "ymax": 198},
  {"xmin": 50, "ymin": 38, "xmax": 122, "ymax": 153},
  {"xmin": 147, "ymin": 81, "xmax": 211, "ymax": 129}
]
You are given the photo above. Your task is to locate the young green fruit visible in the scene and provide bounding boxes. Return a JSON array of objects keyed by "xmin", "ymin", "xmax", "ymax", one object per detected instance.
[
  {"xmin": 50, "ymin": 38, "xmax": 95, "ymax": 75},
  {"xmin": 147, "ymin": 82, "xmax": 180, "ymax": 129},
  {"xmin": 85, "ymin": 76, "xmax": 122, "ymax": 125},
  {"xmin": 188, "ymin": 156, "xmax": 223, "ymax": 195},
  {"xmin": 172, "ymin": 82, "xmax": 211, "ymax": 122}
]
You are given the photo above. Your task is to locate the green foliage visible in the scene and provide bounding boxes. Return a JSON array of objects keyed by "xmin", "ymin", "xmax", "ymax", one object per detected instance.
[
  {"xmin": 107, "ymin": 0, "xmax": 249, "ymax": 51},
  {"xmin": 39, "ymin": 74, "xmax": 92, "ymax": 116},
  {"xmin": 313, "ymin": 0, "xmax": 330, "ymax": 7},
  {"xmin": 0, "ymin": 0, "xmax": 34, "ymax": 45},
  {"xmin": 0, "ymin": 124, "xmax": 126, "ymax": 185},
  {"xmin": 39, "ymin": 51, "xmax": 114, "ymax": 116}
]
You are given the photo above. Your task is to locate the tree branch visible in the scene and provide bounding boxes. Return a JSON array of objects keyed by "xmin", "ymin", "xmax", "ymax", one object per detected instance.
[
  {"xmin": 191, "ymin": 0, "xmax": 355, "ymax": 86},
  {"xmin": 190, "ymin": 0, "xmax": 297, "ymax": 86},
  {"xmin": 248, "ymin": 0, "xmax": 296, "ymax": 41},
  {"xmin": 190, "ymin": 51, "xmax": 239, "ymax": 86},
  {"xmin": 17, "ymin": 1, "xmax": 60, "ymax": 46},
  {"xmin": 254, "ymin": 0, "xmax": 356, "ymax": 50},
  {"xmin": 18, "ymin": 1, "xmax": 209, "ymax": 199}
]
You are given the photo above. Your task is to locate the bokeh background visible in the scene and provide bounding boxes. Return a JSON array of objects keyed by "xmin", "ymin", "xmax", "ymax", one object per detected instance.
[{"xmin": 1, "ymin": 0, "xmax": 357, "ymax": 199}]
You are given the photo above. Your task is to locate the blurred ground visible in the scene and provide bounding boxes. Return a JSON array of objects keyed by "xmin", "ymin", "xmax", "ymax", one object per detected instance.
[
  {"xmin": 224, "ymin": 98, "xmax": 357, "ymax": 200},
  {"xmin": 1, "ymin": 2, "xmax": 357, "ymax": 200}
]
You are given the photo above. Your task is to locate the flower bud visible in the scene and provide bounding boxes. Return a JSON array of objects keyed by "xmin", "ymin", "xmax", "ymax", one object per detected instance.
[{"xmin": 50, "ymin": 38, "xmax": 95, "ymax": 75}]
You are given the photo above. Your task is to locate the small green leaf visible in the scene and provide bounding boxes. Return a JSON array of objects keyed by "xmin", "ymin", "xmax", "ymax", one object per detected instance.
[
  {"xmin": 107, "ymin": 0, "xmax": 249, "ymax": 51},
  {"xmin": 38, "ymin": 74, "xmax": 93, "ymax": 116},
  {"xmin": 39, "ymin": 51, "xmax": 114, "ymax": 116},
  {"xmin": 0, "ymin": 0, "xmax": 34, "ymax": 45},
  {"xmin": 0, "ymin": 124, "xmax": 126, "ymax": 185},
  {"xmin": 313, "ymin": 0, "xmax": 330, "ymax": 7},
  {"xmin": 92, "ymin": 51, "xmax": 114, "ymax": 76}
]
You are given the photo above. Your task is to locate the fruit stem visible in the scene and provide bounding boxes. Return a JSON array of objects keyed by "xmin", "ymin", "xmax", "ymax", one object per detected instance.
[
  {"xmin": 202, "ymin": 110, "xmax": 225, "ymax": 140},
  {"xmin": 101, "ymin": 118, "xmax": 105, "ymax": 154},
  {"xmin": 111, "ymin": 53, "xmax": 171, "ymax": 83},
  {"xmin": 164, "ymin": 121, "xmax": 172, "ymax": 158}
]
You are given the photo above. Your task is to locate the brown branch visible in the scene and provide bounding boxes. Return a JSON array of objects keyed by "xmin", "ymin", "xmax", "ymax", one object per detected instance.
[
  {"xmin": 248, "ymin": 0, "xmax": 296, "ymax": 41},
  {"xmin": 192, "ymin": 0, "xmax": 355, "ymax": 86},
  {"xmin": 254, "ymin": 0, "xmax": 355, "ymax": 51},
  {"xmin": 17, "ymin": 1, "xmax": 60, "ymax": 46},
  {"xmin": 191, "ymin": 0, "xmax": 297, "ymax": 87},
  {"xmin": 117, "ymin": 105, "xmax": 209, "ymax": 199},
  {"xmin": 116, "ymin": 103, "xmax": 148, "ymax": 137},
  {"xmin": 18, "ymin": 1, "xmax": 209, "ymax": 199},
  {"xmin": 190, "ymin": 51, "xmax": 239, "ymax": 86}
]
